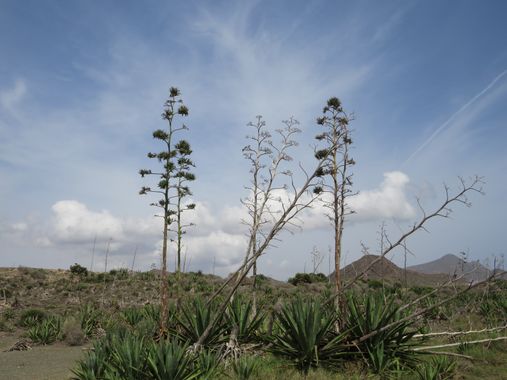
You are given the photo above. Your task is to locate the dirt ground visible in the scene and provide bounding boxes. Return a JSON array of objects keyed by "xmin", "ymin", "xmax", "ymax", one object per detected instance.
[{"xmin": 0, "ymin": 331, "xmax": 85, "ymax": 380}]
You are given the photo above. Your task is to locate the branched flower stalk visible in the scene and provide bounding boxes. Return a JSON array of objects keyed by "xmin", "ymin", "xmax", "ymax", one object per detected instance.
[
  {"xmin": 314, "ymin": 97, "xmax": 354, "ymax": 313},
  {"xmin": 195, "ymin": 115, "xmax": 338, "ymax": 350},
  {"xmin": 171, "ymin": 140, "xmax": 196, "ymax": 274},
  {"xmin": 139, "ymin": 86, "xmax": 190, "ymax": 334},
  {"xmin": 241, "ymin": 116, "xmax": 301, "ymax": 312}
]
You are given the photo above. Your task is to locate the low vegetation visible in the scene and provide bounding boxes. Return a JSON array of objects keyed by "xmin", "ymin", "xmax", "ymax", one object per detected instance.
[{"xmin": 1, "ymin": 266, "xmax": 506, "ymax": 379}]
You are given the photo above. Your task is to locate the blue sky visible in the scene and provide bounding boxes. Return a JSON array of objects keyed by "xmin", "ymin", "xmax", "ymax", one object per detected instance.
[{"xmin": 1, "ymin": 0, "xmax": 506, "ymax": 278}]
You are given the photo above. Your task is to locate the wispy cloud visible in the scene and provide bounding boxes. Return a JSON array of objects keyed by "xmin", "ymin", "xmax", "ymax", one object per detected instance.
[
  {"xmin": 0, "ymin": 79, "xmax": 26, "ymax": 115},
  {"xmin": 405, "ymin": 69, "xmax": 507, "ymax": 164}
]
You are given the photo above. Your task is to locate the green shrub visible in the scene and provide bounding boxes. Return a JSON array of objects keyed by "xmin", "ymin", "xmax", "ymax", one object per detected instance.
[
  {"xmin": 0, "ymin": 319, "xmax": 14, "ymax": 332},
  {"xmin": 196, "ymin": 350, "xmax": 223, "ymax": 379},
  {"xmin": 19, "ymin": 308, "xmax": 47, "ymax": 327},
  {"xmin": 70, "ymin": 263, "xmax": 88, "ymax": 277},
  {"xmin": 367, "ymin": 279, "xmax": 384, "ymax": 289},
  {"xmin": 122, "ymin": 307, "xmax": 145, "ymax": 327},
  {"xmin": 0, "ymin": 287, "xmax": 13, "ymax": 299},
  {"xmin": 71, "ymin": 337, "xmax": 112, "ymax": 379},
  {"xmin": 231, "ymin": 355, "xmax": 260, "ymax": 380},
  {"xmin": 108, "ymin": 334, "xmax": 147, "ymax": 379},
  {"xmin": 2, "ymin": 308, "xmax": 15, "ymax": 321},
  {"xmin": 176, "ymin": 298, "xmax": 226, "ymax": 347},
  {"xmin": 288, "ymin": 272, "xmax": 328, "ymax": 286},
  {"xmin": 27, "ymin": 315, "xmax": 62, "ymax": 345},
  {"xmin": 226, "ymin": 295, "xmax": 266, "ymax": 344},
  {"xmin": 410, "ymin": 286, "xmax": 434, "ymax": 296},
  {"xmin": 146, "ymin": 339, "xmax": 201, "ymax": 380},
  {"xmin": 345, "ymin": 292, "xmax": 420, "ymax": 374},
  {"xmin": 268, "ymin": 297, "xmax": 348, "ymax": 374},
  {"xmin": 80, "ymin": 304, "xmax": 102, "ymax": 338},
  {"xmin": 414, "ymin": 356, "xmax": 457, "ymax": 380}
]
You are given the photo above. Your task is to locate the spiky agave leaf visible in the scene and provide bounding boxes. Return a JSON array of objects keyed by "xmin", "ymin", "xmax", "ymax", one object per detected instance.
[
  {"xmin": 175, "ymin": 298, "xmax": 226, "ymax": 348},
  {"xmin": 345, "ymin": 291, "xmax": 421, "ymax": 373},
  {"xmin": 268, "ymin": 297, "xmax": 349, "ymax": 374},
  {"xmin": 146, "ymin": 339, "xmax": 201, "ymax": 380},
  {"xmin": 226, "ymin": 295, "xmax": 266, "ymax": 344}
]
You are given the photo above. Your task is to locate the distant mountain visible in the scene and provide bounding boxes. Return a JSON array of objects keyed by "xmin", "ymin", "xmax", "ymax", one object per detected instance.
[
  {"xmin": 330, "ymin": 255, "xmax": 451, "ymax": 286},
  {"xmin": 407, "ymin": 254, "xmax": 496, "ymax": 283}
]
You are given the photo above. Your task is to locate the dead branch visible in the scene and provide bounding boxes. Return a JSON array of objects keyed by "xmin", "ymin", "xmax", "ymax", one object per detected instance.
[
  {"xmin": 413, "ymin": 336, "xmax": 507, "ymax": 351},
  {"xmin": 413, "ymin": 324, "xmax": 507, "ymax": 339},
  {"xmin": 353, "ymin": 271, "xmax": 502, "ymax": 345},
  {"xmin": 338, "ymin": 176, "xmax": 483, "ymax": 295},
  {"xmin": 193, "ymin": 143, "xmax": 336, "ymax": 350},
  {"xmin": 415, "ymin": 350, "xmax": 474, "ymax": 360}
]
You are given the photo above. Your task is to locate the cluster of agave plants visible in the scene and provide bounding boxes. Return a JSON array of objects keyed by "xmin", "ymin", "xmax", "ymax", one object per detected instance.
[{"xmin": 69, "ymin": 290, "xmax": 461, "ymax": 380}]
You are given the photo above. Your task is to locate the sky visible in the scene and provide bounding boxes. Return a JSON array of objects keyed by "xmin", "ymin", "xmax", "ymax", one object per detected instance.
[{"xmin": 1, "ymin": 0, "xmax": 506, "ymax": 279}]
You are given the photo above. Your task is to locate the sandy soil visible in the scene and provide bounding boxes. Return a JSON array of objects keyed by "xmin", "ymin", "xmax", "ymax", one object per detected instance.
[{"xmin": 0, "ymin": 331, "xmax": 85, "ymax": 380}]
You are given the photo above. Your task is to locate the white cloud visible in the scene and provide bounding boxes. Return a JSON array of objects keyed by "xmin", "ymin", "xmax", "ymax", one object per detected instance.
[
  {"xmin": 185, "ymin": 231, "xmax": 246, "ymax": 267},
  {"xmin": 0, "ymin": 79, "xmax": 26, "ymax": 112},
  {"xmin": 349, "ymin": 171, "xmax": 415, "ymax": 221},
  {"xmin": 304, "ymin": 171, "xmax": 415, "ymax": 228},
  {"xmin": 51, "ymin": 200, "xmax": 125, "ymax": 243}
]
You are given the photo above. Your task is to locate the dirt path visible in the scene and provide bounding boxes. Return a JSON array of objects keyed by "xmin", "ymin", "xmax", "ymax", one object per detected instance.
[{"xmin": 0, "ymin": 332, "xmax": 85, "ymax": 380}]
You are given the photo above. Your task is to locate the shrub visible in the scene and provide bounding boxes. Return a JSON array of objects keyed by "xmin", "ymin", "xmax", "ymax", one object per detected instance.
[
  {"xmin": 414, "ymin": 356, "xmax": 457, "ymax": 380},
  {"xmin": 108, "ymin": 334, "xmax": 147, "ymax": 379},
  {"xmin": 19, "ymin": 308, "xmax": 47, "ymax": 327},
  {"xmin": 226, "ymin": 295, "xmax": 266, "ymax": 344},
  {"xmin": 0, "ymin": 319, "xmax": 14, "ymax": 332},
  {"xmin": 70, "ymin": 263, "xmax": 88, "ymax": 277},
  {"xmin": 122, "ymin": 307, "xmax": 145, "ymax": 327},
  {"xmin": 345, "ymin": 292, "xmax": 420, "ymax": 374},
  {"xmin": 268, "ymin": 297, "xmax": 348, "ymax": 374},
  {"xmin": 288, "ymin": 272, "xmax": 328, "ymax": 286},
  {"xmin": 367, "ymin": 279, "xmax": 384, "ymax": 289},
  {"xmin": 0, "ymin": 287, "xmax": 13, "ymax": 299},
  {"xmin": 71, "ymin": 337, "xmax": 112, "ymax": 379},
  {"xmin": 196, "ymin": 349, "xmax": 223, "ymax": 379},
  {"xmin": 410, "ymin": 286, "xmax": 434, "ymax": 296},
  {"xmin": 80, "ymin": 304, "xmax": 102, "ymax": 338},
  {"xmin": 2, "ymin": 308, "xmax": 15, "ymax": 321},
  {"xmin": 73, "ymin": 331, "xmax": 203, "ymax": 380},
  {"xmin": 27, "ymin": 315, "xmax": 62, "ymax": 345},
  {"xmin": 63, "ymin": 318, "xmax": 86, "ymax": 346},
  {"xmin": 231, "ymin": 356, "xmax": 260, "ymax": 380},
  {"xmin": 176, "ymin": 298, "xmax": 226, "ymax": 347},
  {"xmin": 146, "ymin": 339, "xmax": 201, "ymax": 380}
]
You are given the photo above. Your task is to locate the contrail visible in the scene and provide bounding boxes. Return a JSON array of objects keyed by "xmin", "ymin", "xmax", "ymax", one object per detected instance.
[{"xmin": 405, "ymin": 69, "xmax": 507, "ymax": 164}]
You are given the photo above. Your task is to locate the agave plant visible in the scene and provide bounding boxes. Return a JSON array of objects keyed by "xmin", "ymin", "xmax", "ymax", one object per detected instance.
[
  {"xmin": 71, "ymin": 338, "xmax": 111, "ymax": 380},
  {"xmin": 226, "ymin": 296, "xmax": 266, "ymax": 344},
  {"xmin": 345, "ymin": 291, "xmax": 420, "ymax": 374},
  {"xmin": 122, "ymin": 307, "xmax": 145, "ymax": 327},
  {"xmin": 414, "ymin": 356, "xmax": 457, "ymax": 380},
  {"xmin": 146, "ymin": 339, "xmax": 201, "ymax": 380},
  {"xmin": 268, "ymin": 297, "xmax": 348, "ymax": 374},
  {"xmin": 19, "ymin": 308, "xmax": 47, "ymax": 327},
  {"xmin": 143, "ymin": 304, "xmax": 161, "ymax": 323},
  {"xmin": 27, "ymin": 315, "xmax": 62, "ymax": 345},
  {"xmin": 175, "ymin": 298, "xmax": 226, "ymax": 347},
  {"xmin": 80, "ymin": 304, "xmax": 102, "ymax": 338},
  {"xmin": 196, "ymin": 349, "xmax": 224, "ymax": 379},
  {"xmin": 107, "ymin": 333, "xmax": 148, "ymax": 379},
  {"xmin": 231, "ymin": 355, "xmax": 260, "ymax": 380}
]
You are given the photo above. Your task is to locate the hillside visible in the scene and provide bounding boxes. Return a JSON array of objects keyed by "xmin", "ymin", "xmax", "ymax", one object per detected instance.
[
  {"xmin": 331, "ymin": 254, "xmax": 452, "ymax": 286},
  {"xmin": 408, "ymin": 254, "xmax": 499, "ymax": 283}
]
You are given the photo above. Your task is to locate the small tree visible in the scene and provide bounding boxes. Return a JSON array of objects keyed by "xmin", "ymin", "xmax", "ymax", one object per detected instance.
[
  {"xmin": 70, "ymin": 263, "xmax": 88, "ymax": 277},
  {"xmin": 139, "ymin": 86, "xmax": 189, "ymax": 334},
  {"xmin": 314, "ymin": 97, "xmax": 354, "ymax": 312}
]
